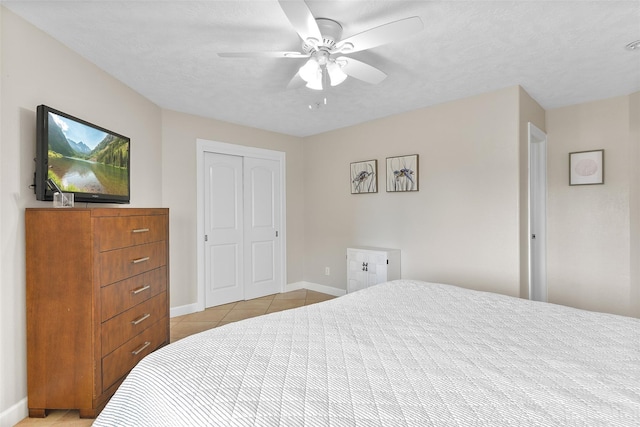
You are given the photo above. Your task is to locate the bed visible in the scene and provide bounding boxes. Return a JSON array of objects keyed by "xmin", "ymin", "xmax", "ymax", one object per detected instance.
[{"xmin": 94, "ymin": 280, "xmax": 640, "ymax": 426}]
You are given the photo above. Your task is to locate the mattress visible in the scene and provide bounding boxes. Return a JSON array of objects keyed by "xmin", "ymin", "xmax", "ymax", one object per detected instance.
[{"xmin": 94, "ymin": 280, "xmax": 640, "ymax": 426}]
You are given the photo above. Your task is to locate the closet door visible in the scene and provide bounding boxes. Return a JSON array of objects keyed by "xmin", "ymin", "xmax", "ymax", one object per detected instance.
[
  {"xmin": 244, "ymin": 157, "xmax": 281, "ymax": 300},
  {"xmin": 203, "ymin": 152, "xmax": 283, "ymax": 307},
  {"xmin": 204, "ymin": 153, "xmax": 244, "ymax": 307}
]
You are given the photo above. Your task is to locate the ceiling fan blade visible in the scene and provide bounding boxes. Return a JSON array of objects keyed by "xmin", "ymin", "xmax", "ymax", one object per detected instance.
[
  {"xmin": 337, "ymin": 57, "xmax": 387, "ymax": 85},
  {"xmin": 278, "ymin": 0, "xmax": 322, "ymax": 43},
  {"xmin": 336, "ymin": 16, "xmax": 423, "ymax": 54},
  {"xmin": 218, "ymin": 51, "xmax": 308, "ymax": 58}
]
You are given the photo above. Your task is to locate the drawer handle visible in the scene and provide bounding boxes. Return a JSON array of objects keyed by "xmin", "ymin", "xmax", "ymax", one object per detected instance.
[
  {"xmin": 131, "ymin": 341, "xmax": 151, "ymax": 356},
  {"xmin": 131, "ymin": 285, "xmax": 151, "ymax": 295},
  {"xmin": 131, "ymin": 313, "xmax": 151, "ymax": 325},
  {"xmin": 132, "ymin": 228, "xmax": 150, "ymax": 233},
  {"xmin": 132, "ymin": 256, "xmax": 150, "ymax": 264}
]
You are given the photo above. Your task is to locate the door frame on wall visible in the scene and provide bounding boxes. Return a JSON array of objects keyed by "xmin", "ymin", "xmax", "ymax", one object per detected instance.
[
  {"xmin": 195, "ymin": 138, "xmax": 287, "ymax": 312},
  {"xmin": 528, "ymin": 122, "xmax": 548, "ymax": 302}
]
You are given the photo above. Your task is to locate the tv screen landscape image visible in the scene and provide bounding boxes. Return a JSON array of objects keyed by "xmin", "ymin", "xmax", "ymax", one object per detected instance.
[{"xmin": 35, "ymin": 105, "xmax": 130, "ymax": 204}]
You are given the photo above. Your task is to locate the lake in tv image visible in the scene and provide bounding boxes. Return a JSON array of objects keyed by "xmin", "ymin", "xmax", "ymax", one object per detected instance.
[{"xmin": 47, "ymin": 112, "xmax": 129, "ymax": 195}]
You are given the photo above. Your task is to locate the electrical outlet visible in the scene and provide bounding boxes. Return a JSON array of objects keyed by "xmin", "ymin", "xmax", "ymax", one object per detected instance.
[{"xmin": 325, "ymin": 267, "xmax": 330, "ymax": 276}]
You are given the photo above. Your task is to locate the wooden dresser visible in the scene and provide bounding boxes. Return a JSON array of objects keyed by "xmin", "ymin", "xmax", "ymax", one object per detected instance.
[{"xmin": 25, "ymin": 208, "xmax": 170, "ymax": 418}]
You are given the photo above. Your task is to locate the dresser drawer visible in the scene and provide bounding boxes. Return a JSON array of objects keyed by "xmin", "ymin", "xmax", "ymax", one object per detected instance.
[
  {"xmin": 99, "ymin": 241, "xmax": 166, "ymax": 286},
  {"xmin": 102, "ymin": 292, "xmax": 167, "ymax": 356},
  {"xmin": 102, "ymin": 319, "xmax": 168, "ymax": 392},
  {"xmin": 101, "ymin": 267, "xmax": 167, "ymax": 321},
  {"xmin": 96, "ymin": 215, "xmax": 167, "ymax": 252}
]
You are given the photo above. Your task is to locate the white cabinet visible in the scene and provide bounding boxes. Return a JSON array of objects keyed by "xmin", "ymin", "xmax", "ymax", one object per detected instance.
[{"xmin": 347, "ymin": 247, "xmax": 401, "ymax": 293}]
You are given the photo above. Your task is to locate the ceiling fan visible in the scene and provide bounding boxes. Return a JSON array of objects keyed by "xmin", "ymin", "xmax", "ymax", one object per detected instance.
[{"xmin": 218, "ymin": 0, "xmax": 424, "ymax": 91}]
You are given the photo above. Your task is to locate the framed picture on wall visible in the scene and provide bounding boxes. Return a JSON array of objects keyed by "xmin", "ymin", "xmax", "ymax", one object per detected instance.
[
  {"xmin": 350, "ymin": 159, "xmax": 377, "ymax": 194},
  {"xmin": 386, "ymin": 154, "xmax": 419, "ymax": 192},
  {"xmin": 569, "ymin": 149, "xmax": 604, "ymax": 185}
]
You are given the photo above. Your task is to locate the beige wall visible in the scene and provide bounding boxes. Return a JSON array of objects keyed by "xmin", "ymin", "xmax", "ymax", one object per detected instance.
[
  {"xmin": 0, "ymin": 8, "xmax": 163, "ymax": 424},
  {"xmin": 302, "ymin": 87, "xmax": 524, "ymax": 297},
  {"xmin": 160, "ymin": 110, "xmax": 305, "ymax": 308},
  {"xmin": 547, "ymin": 94, "xmax": 638, "ymax": 317}
]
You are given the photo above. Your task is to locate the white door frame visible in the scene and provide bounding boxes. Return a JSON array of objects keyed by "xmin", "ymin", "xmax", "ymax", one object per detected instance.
[
  {"xmin": 528, "ymin": 123, "xmax": 547, "ymax": 302},
  {"xmin": 196, "ymin": 139, "xmax": 287, "ymax": 311}
]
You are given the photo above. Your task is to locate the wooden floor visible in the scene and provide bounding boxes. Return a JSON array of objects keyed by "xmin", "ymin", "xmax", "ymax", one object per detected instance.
[{"xmin": 15, "ymin": 289, "xmax": 335, "ymax": 426}]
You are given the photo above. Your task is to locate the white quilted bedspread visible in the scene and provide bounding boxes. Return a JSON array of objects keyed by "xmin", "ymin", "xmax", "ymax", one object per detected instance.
[{"xmin": 94, "ymin": 280, "xmax": 640, "ymax": 426}]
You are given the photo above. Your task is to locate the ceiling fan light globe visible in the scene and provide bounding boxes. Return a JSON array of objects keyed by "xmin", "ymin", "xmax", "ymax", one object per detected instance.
[
  {"xmin": 305, "ymin": 79, "xmax": 323, "ymax": 90},
  {"xmin": 299, "ymin": 58, "xmax": 320, "ymax": 83},
  {"xmin": 327, "ymin": 61, "xmax": 348, "ymax": 86}
]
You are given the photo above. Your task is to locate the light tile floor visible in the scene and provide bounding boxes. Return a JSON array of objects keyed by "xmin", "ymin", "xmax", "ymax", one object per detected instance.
[
  {"xmin": 170, "ymin": 289, "xmax": 335, "ymax": 342},
  {"xmin": 15, "ymin": 289, "xmax": 335, "ymax": 426}
]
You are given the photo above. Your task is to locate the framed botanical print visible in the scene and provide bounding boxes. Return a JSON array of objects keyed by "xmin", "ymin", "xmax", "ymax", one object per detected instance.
[
  {"xmin": 350, "ymin": 160, "xmax": 377, "ymax": 194},
  {"xmin": 386, "ymin": 154, "xmax": 418, "ymax": 192}
]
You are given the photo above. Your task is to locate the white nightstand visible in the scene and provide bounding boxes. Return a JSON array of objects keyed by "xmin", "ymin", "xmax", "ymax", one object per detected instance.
[{"xmin": 347, "ymin": 247, "xmax": 400, "ymax": 293}]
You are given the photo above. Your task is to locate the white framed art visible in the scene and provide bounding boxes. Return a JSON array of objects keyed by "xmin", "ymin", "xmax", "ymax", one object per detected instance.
[
  {"xmin": 350, "ymin": 159, "xmax": 377, "ymax": 194},
  {"xmin": 569, "ymin": 149, "xmax": 604, "ymax": 185},
  {"xmin": 386, "ymin": 154, "xmax": 418, "ymax": 192}
]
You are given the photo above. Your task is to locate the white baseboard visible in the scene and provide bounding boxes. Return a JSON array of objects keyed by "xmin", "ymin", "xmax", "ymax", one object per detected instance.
[
  {"xmin": 170, "ymin": 302, "xmax": 201, "ymax": 318},
  {"xmin": 286, "ymin": 281, "xmax": 346, "ymax": 297},
  {"xmin": 171, "ymin": 282, "xmax": 346, "ymax": 318},
  {"xmin": 0, "ymin": 397, "xmax": 27, "ymax": 427}
]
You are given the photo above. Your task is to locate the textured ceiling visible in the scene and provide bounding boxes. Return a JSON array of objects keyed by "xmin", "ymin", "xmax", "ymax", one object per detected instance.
[{"xmin": 3, "ymin": 0, "xmax": 640, "ymax": 137}]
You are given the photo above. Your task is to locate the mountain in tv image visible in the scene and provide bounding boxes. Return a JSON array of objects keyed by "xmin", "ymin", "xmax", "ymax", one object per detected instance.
[
  {"xmin": 47, "ymin": 112, "xmax": 129, "ymax": 196},
  {"xmin": 68, "ymin": 138, "xmax": 91, "ymax": 155}
]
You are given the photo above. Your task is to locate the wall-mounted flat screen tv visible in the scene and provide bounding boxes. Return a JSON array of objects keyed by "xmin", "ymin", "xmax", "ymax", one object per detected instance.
[{"xmin": 35, "ymin": 105, "xmax": 130, "ymax": 204}]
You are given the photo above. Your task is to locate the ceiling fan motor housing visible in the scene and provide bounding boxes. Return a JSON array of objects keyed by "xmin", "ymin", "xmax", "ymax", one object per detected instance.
[{"xmin": 302, "ymin": 18, "xmax": 343, "ymax": 53}]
